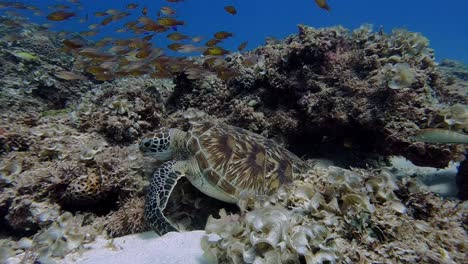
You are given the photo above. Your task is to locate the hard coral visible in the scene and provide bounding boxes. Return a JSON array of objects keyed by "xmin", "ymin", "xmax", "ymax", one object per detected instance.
[
  {"xmin": 69, "ymin": 77, "xmax": 167, "ymax": 143},
  {"xmin": 25, "ymin": 212, "xmax": 98, "ymax": 263}
]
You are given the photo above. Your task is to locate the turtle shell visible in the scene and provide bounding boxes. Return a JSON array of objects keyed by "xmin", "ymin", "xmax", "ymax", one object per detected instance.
[{"xmin": 185, "ymin": 122, "xmax": 309, "ymax": 197}]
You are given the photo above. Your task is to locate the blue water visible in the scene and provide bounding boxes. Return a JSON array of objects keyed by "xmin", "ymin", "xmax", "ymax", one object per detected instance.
[{"xmin": 2, "ymin": 0, "xmax": 468, "ymax": 63}]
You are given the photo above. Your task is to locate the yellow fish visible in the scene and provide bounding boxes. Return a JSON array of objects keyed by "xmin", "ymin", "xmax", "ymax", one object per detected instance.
[
  {"xmin": 203, "ymin": 46, "xmax": 229, "ymax": 56},
  {"xmin": 46, "ymin": 11, "xmax": 76, "ymax": 21},
  {"xmin": 13, "ymin": 52, "xmax": 38, "ymax": 61}
]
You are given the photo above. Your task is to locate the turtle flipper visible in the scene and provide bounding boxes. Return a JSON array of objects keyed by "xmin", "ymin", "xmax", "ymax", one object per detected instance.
[{"xmin": 145, "ymin": 160, "xmax": 184, "ymax": 235}]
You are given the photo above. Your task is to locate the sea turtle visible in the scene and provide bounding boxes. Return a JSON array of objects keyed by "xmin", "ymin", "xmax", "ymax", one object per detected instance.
[{"xmin": 139, "ymin": 121, "xmax": 310, "ymax": 235}]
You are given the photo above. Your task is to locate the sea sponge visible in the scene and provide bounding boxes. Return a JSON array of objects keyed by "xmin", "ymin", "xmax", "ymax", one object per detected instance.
[{"xmin": 62, "ymin": 170, "xmax": 107, "ymax": 205}]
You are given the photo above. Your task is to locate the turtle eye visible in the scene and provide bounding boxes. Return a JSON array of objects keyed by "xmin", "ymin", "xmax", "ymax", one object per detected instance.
[
  {"xmin": 144, "ymin": 141, "xmax": 152, "ymax": 148},
  {"xmin": 140, "ymin": 139, "xmax": 153, "ymax": 151}
]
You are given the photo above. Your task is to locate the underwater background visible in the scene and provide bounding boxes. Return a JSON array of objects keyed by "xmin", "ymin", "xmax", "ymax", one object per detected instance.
[
  {"xmin": 3, "ymin": 0, "xmax": 468, "ymax": 62},
  {"xmin": 0, "ymin": 0, "xmax": 467, "ymax": 263}
]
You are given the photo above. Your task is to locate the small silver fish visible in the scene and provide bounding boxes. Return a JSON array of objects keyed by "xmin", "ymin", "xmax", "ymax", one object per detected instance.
[{"xmin": 410, "ymin": 128, "xmax": 468, "ymax": 144}]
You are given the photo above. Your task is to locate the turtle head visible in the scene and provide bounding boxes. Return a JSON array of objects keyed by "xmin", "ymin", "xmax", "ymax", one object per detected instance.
[{"xmin": 139, "ymin": 128, "xmax": 186, "ymax": 160}]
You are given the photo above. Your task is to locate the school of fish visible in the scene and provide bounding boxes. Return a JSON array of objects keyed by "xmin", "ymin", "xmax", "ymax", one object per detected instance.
[{"xmin": 0, "ymin": 0, "xmax": 331, "ymax": 82}]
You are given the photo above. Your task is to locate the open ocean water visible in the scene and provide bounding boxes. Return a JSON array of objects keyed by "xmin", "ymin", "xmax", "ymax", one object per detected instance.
[{"xmin": 1, "ymin": 0, "xmax": 467, "ymax": 63}]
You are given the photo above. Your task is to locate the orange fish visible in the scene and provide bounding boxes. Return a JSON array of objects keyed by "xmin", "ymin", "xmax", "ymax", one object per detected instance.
[
  {"xmin": 62, "ymin": 38, "xmax": 85, "ymax": 49},
  {"xmin": 135, "ymin": 48, "xmax": 153, "ymax": 59},
  {"xmin": 94, "ymin": 38, "xmax": 113, "ymax": 47},
  {"xmin": 49, "ymin": 4, "xmax": 70, "ymax": 10},
  {"xmin": 125, "ymin": 21, "xmax": 138, "ymax": 28},
  {"xmin": 151, "ymin": 70, "xmax": 172, "ymax": 79},
  {"xmin": 111, "ymin": 12, "xmax": 130, "ymax": 21},
  {"xmin": 94, "ymin": 73, "xmax": 113, "ymax": 81},
  {"xmin": 237, "ymin": 41, "xmax": 248, "ymax": 51},
  {"xmin": 167, "ymin": 43, "xmax": 183, "ymax": 51},
  {"xmin": 85, "ymin": 66, "xmax": 106, "ymax": 74},
  {"xmin": 80, "ymin": 30, "xmax": 99, "ymax": 36},
  {"xmin": 142, "ymin": 34, "xmax": 154, "ymax": 41},
  {"xmin": 314, "ymin": 0, "xmax": 330, "ymax": 11},
  {"xmin": 94, "ymin": 11, "xmax": 108, "ymax": 17},
  {"xmin": 205, "ymin": 39, "xmax": 221, "ymax": 47},
  {"xmin": 142, "ymin": 7, "xmax": 148, "ymax": 16},
  {"xmin": 214, "ymin": 31, "xmax": 233, "ymax": 40},
  {"xmin": 139, "ymin": 17, "xmax": 167, "ymax": 32},
  {"xmin": 79, "ymin": 48, "xmax": 114, "ymax": 59},
  {"xmin": 127, "ymin": 3, "xmax": 138, "ymax": 9},
  {"xmin": 101, "ymin": 16, "xmax": 113, "ymax": 26},
  {"xmin": 224, "ymin": 6, "xmax": 237, "ymax": 15},
  {"xmin": 54, "ymin": 71, "xmax": 86, "ymax": 80},
  {"xmin": 157, "ymin": 17, "xmax": 184, "ymax": 26},
  {"xmin": 46, "ymin": 11, "xmax": 76, "ymax": 21},
  {"xmin": 167, "ymin": 32, "xmax": 189, "ymax": 41}
]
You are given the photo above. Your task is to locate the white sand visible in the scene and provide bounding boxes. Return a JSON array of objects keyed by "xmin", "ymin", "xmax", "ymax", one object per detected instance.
[
  {"xmin": 62, "ymin": 231, "xmax": 209, "ymax": 264},
  {"xmin": 386, "ymin": 156, "xmax": 459, "ymax": 197}
]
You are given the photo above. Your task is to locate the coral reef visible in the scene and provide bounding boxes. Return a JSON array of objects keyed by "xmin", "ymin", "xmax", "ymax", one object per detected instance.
[
  {"xmin": 437, "ymin": 59, "xmax": 468, "ymax": 105},
  {"xmin": 202, "ymin": 164, "xmax": 467, "ymax": 263},
  {"xmin": 69, "ymin": 76, "xmax": 171, "ymax": 143},
  {"xmin": 0, "ymin": 16, "xmax": 466, "ymax": 263},
  {"xmin": 169, "ymin": 25, "xmax": 465, "ymax": 168},
  {"xmin": 0, "ymin": 17, "xmax": 94, "ymax": 115}
]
